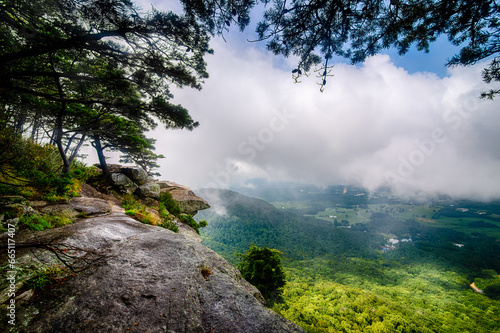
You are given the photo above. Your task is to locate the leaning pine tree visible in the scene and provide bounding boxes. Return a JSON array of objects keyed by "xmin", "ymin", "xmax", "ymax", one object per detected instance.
[{"xmin": 0, "ymin": 0, "xmax": 208, "ymax": 175}]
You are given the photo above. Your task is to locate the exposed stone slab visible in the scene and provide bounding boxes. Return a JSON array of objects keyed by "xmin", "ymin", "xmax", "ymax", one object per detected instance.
[
  {"xmin": 0, "ymin": 213, "xmax": 304, "ymax": 333},
  {"xmin": 69, "ymin": 197, "xmax": 112, "ymax": 216}
]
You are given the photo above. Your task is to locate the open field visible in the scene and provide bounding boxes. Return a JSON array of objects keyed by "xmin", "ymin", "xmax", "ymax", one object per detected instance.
[{"xmin": 273, "ymin": 200, "xmax": 500, "ymax": 240}]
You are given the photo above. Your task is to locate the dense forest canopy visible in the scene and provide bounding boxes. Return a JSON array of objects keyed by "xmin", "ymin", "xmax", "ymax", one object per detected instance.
[{"xmin": 197, "ymin": 187, "xmax": 500, "ymax": 332}]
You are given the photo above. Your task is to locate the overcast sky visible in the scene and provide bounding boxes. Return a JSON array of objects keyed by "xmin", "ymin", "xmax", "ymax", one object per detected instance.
[{"xmin": 112, "ymin": 1, "xmax": 500, "ymax": 201}]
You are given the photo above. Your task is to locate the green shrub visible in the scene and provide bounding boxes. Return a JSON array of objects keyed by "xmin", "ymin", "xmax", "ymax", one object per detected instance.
[
  {"xmin": 141, "ymin": 215, "xmax": 154, "ymax": 224},
  {"xmin": 156, "ymin": 202, "xmax": 178, "ymax": 232},
  {"xmin": 125, "ymin": 209, "xmax": 136, "ymax": 216},
  {"xmin": 70, "ymin": 161, "xmax": 101, "ymax": 182},
  {"xmin": 122, "ymin": 195, "xmax": 161, "ymax": 225},
  {"xmin": 19, "ymin": 215, "xmax": 52, "ymax": 231},
  {"xmin": 0, "ymin": 130, "xmax": 76, "ymax": 199},
  {"xmin": 49, "ymin": 215, "xmax": 73, "ymax": 228},
  {"xmin": 122, "ymin": 194, "xmax": 142, "ymax": 211},
  {"xmin": 159, "ymin": 191, "xmax": 181, "ymax": 216},
  {"xmin": 122, "ymin": 192, "xmax": 199, "ymax": 233},
  {"xmin": 484, "ymin": 282, "xmax": 500, "ymax": 300},
  {"xmin": 161, "ymin": 219, "xmax": 179, "ymax": 233},
  {"xmin": 178, "ymin": 214, "xmax": 207, "ymax": 234}
]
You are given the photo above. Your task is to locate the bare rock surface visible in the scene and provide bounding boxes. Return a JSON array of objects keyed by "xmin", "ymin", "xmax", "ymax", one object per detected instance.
[
  {"xmin": 157, "ymin": 181, "xmax": 210, "ymax": 216},
  {"xmin": 0, "ymin": 211, "xmax": 304, "ymax": 333},
  {"xmin": 35, "ymin": 196, "xmax": 111, "ymax": 218},
  {"xmin": 69, "ymin": 197, "xmax": 112, "ymax": 216}
]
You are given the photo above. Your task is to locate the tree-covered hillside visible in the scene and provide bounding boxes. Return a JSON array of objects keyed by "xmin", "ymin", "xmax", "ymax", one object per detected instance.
[
  {"xmin": 196, "ymin": 188, "xmax": 500, "ymax": 332},
  {"xmin": 196, "ymin": 188, "xmax": 383, "ymax": 264}
]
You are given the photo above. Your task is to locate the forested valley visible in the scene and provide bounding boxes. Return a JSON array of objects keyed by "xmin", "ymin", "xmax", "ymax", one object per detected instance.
[{"xmin": 196, "ymin": 184, "xmax": 500, "ymax": 332}]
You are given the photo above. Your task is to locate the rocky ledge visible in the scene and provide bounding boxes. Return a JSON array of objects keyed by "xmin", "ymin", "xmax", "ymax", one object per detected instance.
[
  {"xmin": 106, "ymin": 164, "xmax": 210, "ymax": 216},
  {"xmin": 0, "ymin": 182, "xmax": 304, "ymax": 333}
]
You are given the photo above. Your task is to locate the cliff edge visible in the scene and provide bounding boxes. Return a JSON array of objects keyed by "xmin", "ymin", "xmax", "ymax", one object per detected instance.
[{"xmin": 0, "ymin": 181, "xmax": 304, "ymax": 333}]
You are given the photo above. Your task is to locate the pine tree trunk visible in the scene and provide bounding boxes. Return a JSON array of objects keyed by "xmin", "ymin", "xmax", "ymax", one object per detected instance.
[
  {"xmin": 68, "ymin": 133, "xmax": 86, "ymax": 165},
  {"xmin": 55, "ymin": 107, "xmax": 71, "ymax": 174},
  {"xmin": 93, "ymin": 136, "xmax": 110, "ymax": 178}
]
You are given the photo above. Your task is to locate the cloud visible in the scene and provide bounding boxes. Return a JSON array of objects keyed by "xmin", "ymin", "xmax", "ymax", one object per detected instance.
[{"xmin": 151, "ymin": 37, "xmax": 500, "ymax": 201}]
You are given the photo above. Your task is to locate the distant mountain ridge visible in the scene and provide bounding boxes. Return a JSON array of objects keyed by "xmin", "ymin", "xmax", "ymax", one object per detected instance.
[{"xmin": 196, "ymin": 188, "xmax": 382, "ymax": 264}]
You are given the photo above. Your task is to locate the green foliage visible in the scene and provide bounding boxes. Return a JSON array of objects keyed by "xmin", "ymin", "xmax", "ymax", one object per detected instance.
[
  {"xmin": 484, "ymin": 282, "xmax": 500, "ymax": 300},
  {"xmin": 275, "ymin": 261, "xmax": 500, "ymax": 333},
  {"xmin": 160, "ymin": 219, "xmax": 180, "ymax": 233},
  {"xmin": 183, "ymin": 0, "xmax": 500, "ymax": 93},
  {"xmin": 178, "ymin": 213, "xmax": 207, "ymax": 234},
  {"xmin": 119, "ymin": 139, "xmax": 165, "ymax": 177},
  {"xmin": 122, "ymin": 197, "xmax": 158, "ymax": 226},
  {"xmin": 157, "ymin": 192, "xmax": 206, "ymax": 233},
  {"xmin": 1, "ymin": 0, "xmax": 208, "ymax": 172},
  {"xmin": 198, "ymin": 188, "xmax": 500, "ymax": 332},
  {"xmin": 196, "ymin": 189, "xmax": 382, "ymax": 264},
  {"xmin": 25, "ymin": 265, "xmax": 63, "ymax": 291},
  {"xmin": 0, "ymin": 130, "xmax": 74, "ymax": 199},
  {"xmin": 122, "ymin": 194, "xmax": 142, "ymax": 211},
  {"xmin": 237, "ymin": 244, "xmax": 286, "ymax": 304},
  {"xmin": 18, "ymin": 215, "xmax": 52, "ymax": 231},
  {"xmin": 157, "ymin": 202, "xmax": 179, "ymax": 232},
  {"xmin": 475, "ymin": 270, "xmax": 500, "ymax": 300},
  {"xmin": 18, "ymin": 214, "xmax": 73, "ymax": 231},
  {"xmin": 159, "ymin": 191, "xmax": 182, "ymax": 216},
  {"xmin": 69, "ymin": 161, "xmax": 101, "ymax": 182},
  {"xmin": 122, "ymin": 194, "xmax": 180, "ymax": 232}
]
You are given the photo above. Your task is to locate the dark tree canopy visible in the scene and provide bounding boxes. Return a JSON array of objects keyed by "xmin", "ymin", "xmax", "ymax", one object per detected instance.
[
  {"xmin": 181, "ymin": 0, "xmax": 500, "ymax": 95},
  {"xmin": 0, "ymin": 0, "xmax": 209, "ymax": 174}
]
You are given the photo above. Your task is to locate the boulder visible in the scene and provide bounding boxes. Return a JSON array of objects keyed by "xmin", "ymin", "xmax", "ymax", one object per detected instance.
[
  {"xmin": 37, "ymin": 197, "xmax": 111, "ymax": 220},
  {"xmin": 0, "ymin": 213, "xmax": 304, "ymax": 333},
  {"xmin": 39, "ymin": 203, "xmax": 78, "ymax": 218},
  {"xmin": 157, "ymin": 181, "xmax": 210, "ymax": 216},
  {"xmin": 69, "ymin": 197, "xmax": 112, "ymax": 216},
  {"xmin": 94, "ymin": 163, "xmax": 121, "ymax": 173},
  {"xmin": 107, "ymin": 164, "xmax": 124, "ymax": 173},
  {"xmin": 79, "ymin": 183, "xmax": 122, "ymax": 207},
  {"xmin": 136, "ymin": 182, "xmax": 161, "ymax": 199},
  {"xmin": 110, "ymin": 172, "xmax": 138, "ymax": 194},
  {"xmin": 120, "ymin": 166, "xmax": 149, "ymax": 185}
]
